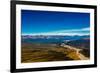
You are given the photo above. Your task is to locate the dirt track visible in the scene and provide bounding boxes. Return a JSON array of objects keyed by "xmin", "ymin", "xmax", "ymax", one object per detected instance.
[{"xmin": 61, "ymin": 44, "xmax": 89, "ymax": 60}]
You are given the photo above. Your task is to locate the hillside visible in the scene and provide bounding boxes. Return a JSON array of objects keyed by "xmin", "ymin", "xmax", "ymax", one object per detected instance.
[{"xmin": 66, "ymin": 38, "xmax": 90, "ymax": 57}]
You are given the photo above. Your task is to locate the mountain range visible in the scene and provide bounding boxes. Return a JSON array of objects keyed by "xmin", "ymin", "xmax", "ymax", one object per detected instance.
[
  {"xmin": 22, "ymin": 35, "xmax": 89, "ymax": 40},
  {"xmin": 21, "ymin": 35, "xmax": 90, "ymax": 44}
]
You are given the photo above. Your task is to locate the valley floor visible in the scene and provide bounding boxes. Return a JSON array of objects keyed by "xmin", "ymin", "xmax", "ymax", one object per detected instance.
[{"xmin": 21, "ymin": 43, "xmax": 89, "ymax": 63}]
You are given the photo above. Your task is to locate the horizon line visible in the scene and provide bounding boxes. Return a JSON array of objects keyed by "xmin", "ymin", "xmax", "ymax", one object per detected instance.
[{"xmin": 21, "ymin": 33, "xmax": 90, "ymax": 36}]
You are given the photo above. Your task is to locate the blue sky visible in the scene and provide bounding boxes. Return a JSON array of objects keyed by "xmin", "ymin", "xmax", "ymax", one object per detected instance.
[{"xmin": 21, "ymin": 10, "xmax": 90, "ymax": 36}]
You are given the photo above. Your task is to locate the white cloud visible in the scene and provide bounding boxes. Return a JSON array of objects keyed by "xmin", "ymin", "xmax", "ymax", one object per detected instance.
[
  {"xmin": 52, "ymin": 27, "xmax": 90, "ymax": 33},
  {"xmin": 22, "ymin": 27, "xmax": 90, "ymax": 36},
  {"xmin": 81, "ymin": 27, "xmax": 90, "ymax": 31}
]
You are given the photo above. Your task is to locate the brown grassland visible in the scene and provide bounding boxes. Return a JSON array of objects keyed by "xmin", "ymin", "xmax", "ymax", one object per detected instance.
[{"xmin": 21, "ymin": 43, "xmax": 89, "ymax": 63}]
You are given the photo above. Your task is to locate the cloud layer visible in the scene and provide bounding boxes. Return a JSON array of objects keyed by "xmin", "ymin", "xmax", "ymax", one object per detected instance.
[{"xmin": 22, "ymin": 27, "xmax": 90, "ymax": 36}]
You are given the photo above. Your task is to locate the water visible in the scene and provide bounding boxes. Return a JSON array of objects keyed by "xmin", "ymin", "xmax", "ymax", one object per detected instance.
[{"xmin": 22, "ymin": 38, "xmax": 66, "ymax": 44}]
